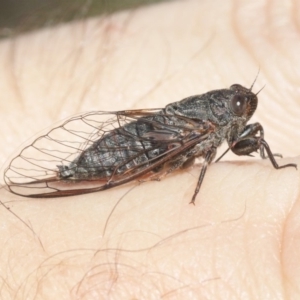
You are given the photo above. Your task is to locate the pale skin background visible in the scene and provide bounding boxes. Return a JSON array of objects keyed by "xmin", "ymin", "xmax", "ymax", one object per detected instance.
[{"xmin": 0, "ymin": 0, "xmax": 300, "ymax": 299}]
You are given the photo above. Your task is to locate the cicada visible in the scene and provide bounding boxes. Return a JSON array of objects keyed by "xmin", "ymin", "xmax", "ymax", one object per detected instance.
[{"xmin": 4, "ymin": 83, "xmax": 297, "ymax": 203}]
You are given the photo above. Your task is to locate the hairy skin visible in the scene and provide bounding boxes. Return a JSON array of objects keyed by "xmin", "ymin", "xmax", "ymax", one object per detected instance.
[{"xmin": 0, "ymin": 0, "xmax": 300, "ymax": 299}]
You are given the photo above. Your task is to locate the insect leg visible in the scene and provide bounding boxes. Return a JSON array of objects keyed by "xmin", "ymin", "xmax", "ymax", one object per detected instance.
[
  {"xmin": 231, "ymin": 123, "xmax": 297, "ymax": 170},
  {"xmin": 148, "ymin": 156, "xmax": 195, "ymax": 182},
  {"xmin": 138, "ymin": 156, "xmax": 195, "ymax": 183},
  {"xmin": 259, "ymin": 139, "xmax": 297, "ymax": 170},
  {"xmin": 143, "ymin": 150, "xmax": 199, "ymax": 181},
  {"xmin": 190, "ymin": 149, "xmax": 216, "ymax": 205}
]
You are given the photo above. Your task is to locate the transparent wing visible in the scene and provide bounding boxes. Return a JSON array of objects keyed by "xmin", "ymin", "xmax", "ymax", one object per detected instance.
[{"xmin": 4, "ymin": 110, "xmax": 214, "ymax": 197}]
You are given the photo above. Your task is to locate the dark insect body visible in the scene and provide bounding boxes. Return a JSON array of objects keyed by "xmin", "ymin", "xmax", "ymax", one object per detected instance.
[{"xmin": 4, "ymin": 82, "xmax": 297, "ymax": 203}]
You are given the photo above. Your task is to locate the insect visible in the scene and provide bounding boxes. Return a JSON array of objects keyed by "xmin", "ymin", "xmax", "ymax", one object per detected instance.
[{"xmin": 4, "ymin": 81, "xmax": 297, "ymax": 204}]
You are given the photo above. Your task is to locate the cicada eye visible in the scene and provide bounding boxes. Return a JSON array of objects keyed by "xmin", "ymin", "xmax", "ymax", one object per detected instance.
[{"xmin": 230, "ymin": 95, "xmax": 247, "ymax": 116}]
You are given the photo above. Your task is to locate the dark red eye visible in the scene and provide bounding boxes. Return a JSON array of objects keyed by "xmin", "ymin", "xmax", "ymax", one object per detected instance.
[{"xmin": 230, "ymin": 95, "xmax": 247, "ymax": 116}]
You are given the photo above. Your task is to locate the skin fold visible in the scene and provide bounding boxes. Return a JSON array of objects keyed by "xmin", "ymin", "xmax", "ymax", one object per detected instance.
[{"xmin": 0, "ymin": 0, "xmax": 300, "ymax": 299}]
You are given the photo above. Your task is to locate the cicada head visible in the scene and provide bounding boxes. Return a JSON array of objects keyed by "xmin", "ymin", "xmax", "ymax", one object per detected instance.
[{"xmin": 229, "ymin": 84, "xmax": 258, "ymax": 121}]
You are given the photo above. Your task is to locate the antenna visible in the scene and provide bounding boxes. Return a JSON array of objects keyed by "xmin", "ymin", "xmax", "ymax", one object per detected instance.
[
  {"xmin": 255, "ymin": 84, "xmax": 265, "ymax": 95},
  {"xmin": 250, "ymin": 68, "xmax": 260, "ymax": 91}
]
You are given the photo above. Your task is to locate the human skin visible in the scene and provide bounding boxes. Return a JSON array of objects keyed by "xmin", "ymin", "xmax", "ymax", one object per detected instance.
[{"xmin": 0, "ymin": 0, "xmax": 300, "ymax": 299}]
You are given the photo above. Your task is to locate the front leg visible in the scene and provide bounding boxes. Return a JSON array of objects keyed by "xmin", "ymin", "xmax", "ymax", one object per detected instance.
[{"xmin": 231, "ymin": 123, "xmax": 297, "ymax": 170}]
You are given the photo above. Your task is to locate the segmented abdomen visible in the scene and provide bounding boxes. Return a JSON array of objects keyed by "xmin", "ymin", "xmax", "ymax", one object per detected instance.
[{"xmin": 58, "ymin": 120, "xmax": 167, "ymax": 180}]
